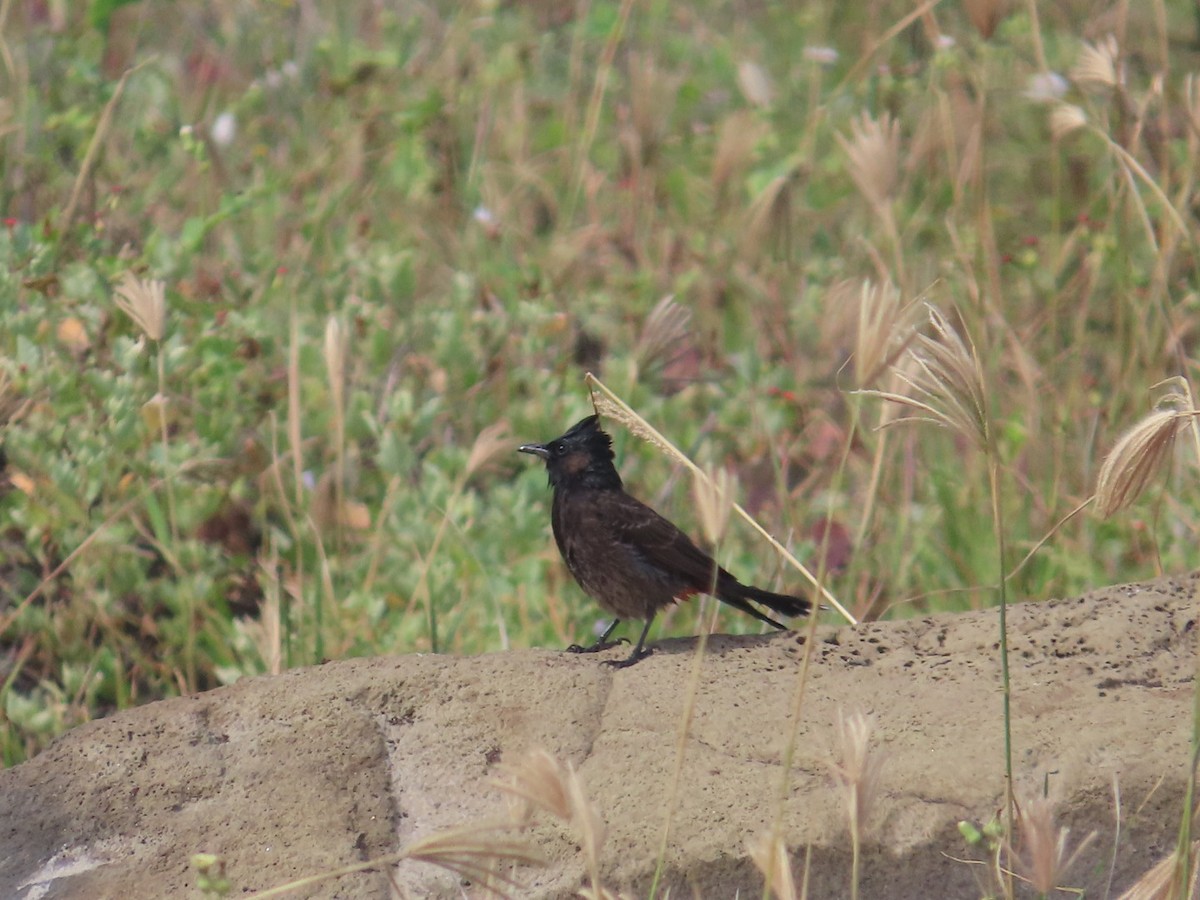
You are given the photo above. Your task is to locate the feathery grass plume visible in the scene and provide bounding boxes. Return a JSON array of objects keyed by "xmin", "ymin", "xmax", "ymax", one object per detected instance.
[
  {"xmin": 1008, "ymin": 794, "xmax": 1097, "ymax": 896},
  {"xmin": 1118, "ymin": 842, "xmax": 1200, "ymax": 900},
  {"xmin": 586, "ymin": 372, "xmax": 857, "ymax": 624},
  {"xmin": 742, "ymin": 169, "xmax": 796, "ymax": 259},
  {"xmin": 496, "ymin": 749, "xmax": 572, "ymax": 825},
  {"xmin": 1095, "ymin": 380, "xmax": 1197, "ymax": 518},
  {"xmin": 466, "ymin": 421, "xmax": 513, "ymax": 478},
  {"xmin": 493, "ymin": 749, "xmax": 605, "ymax": 890},
  {"xmin": 1049, "ymin": 103, "xmax": 1088, "ymax": 140},
  {"xmin": 837, "ymin": 112, "xmax": 900, "ymax": 215},
  {"xmin": 634, "ymin": 295, "xmax": 691, "ymax": 377},
  {"xmin": 736, "ymin": 60, "xmax": 774, "ymax": 109},
  {"xmin": 747, "ymin": 826, "xmax": 798, "ymax": 900},
  {"xmin": 861, "ymin": 304, "xmax": 989, "ymax": 450},
  {"xmin": 829, "ymin": 709, "xmax": 885, "ymax": 900},
  {"xmin": 627, "ymin": 53, "xmax": 675, "ymax": 162},
  {"xmin": 693, "ymin": 463, "xmax": 736, "ymax": 547},
  {"xmin": 401, "ymin": 821, "xmax": 543, "ymax": 893},
  {"xmin": 114, "ymin": 271, "xmax": 167, "ymax": 341},
  {"xmin": 323, "ymin": 316, "xmax": 345, "ymax": 409},
  {"xmin": 853, "ymin": 279, "xmax": 918, "ymax": 390},
  {"xmin": 711, "ymin": 110, "xmax": 769, "ymax": 200},
  {"xmin": 1072, "ymin": 35, "xmax": 1121, "ymax": 91}
]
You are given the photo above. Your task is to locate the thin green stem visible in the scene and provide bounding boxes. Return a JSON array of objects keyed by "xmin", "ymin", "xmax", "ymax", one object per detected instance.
[{"xmin": 989, "ymin": 456, "xmax": 1015, "ymax": 869}]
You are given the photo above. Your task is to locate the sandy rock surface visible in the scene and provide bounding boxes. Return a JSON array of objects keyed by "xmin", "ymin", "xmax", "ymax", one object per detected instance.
[{"xmin": 1, "ymin": 574, "xmax": 1196, "ymax": 898}]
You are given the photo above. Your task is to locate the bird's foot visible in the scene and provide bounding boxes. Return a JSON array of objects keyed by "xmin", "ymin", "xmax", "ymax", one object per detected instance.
[
  {"xmin": 602, "ymin": 646, "xmax": 653, "ymax": 668},
  {"xmin": 566, "ymin": 638, "xmax": 629, "ymax": 654}
]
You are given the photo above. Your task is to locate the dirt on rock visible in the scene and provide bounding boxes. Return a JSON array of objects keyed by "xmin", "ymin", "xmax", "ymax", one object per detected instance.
[{"xmin": 1, "ymin": 574, "xmax": 1196, "ymax": 898}]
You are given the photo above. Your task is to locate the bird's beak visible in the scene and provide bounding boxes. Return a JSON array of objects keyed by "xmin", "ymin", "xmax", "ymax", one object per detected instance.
[{"xmin": 518, "ymin": 442, "xmax": 550, "ymax": 460}]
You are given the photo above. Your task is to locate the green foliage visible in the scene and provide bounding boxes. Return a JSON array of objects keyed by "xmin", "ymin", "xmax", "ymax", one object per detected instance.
[{"xmin": 1, "ymin": 0, "xmax": 1197, "ymax": 765}]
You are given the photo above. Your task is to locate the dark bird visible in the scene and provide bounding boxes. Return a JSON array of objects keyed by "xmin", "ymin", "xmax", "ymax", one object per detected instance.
[{"xmin": 519, "ymin": 415, "xmax": 810, "ymax": 667}]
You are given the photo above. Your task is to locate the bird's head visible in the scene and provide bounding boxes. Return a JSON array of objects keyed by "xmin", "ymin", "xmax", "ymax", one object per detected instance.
[{"xmin": 518, "ymin": 415, "xmax": 623, "ymax": 490}]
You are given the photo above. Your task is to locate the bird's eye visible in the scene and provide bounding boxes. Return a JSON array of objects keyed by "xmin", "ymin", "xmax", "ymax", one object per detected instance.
[{"xmin": 549, "ymin": 442, "xmax": 562, "ymax": 456}]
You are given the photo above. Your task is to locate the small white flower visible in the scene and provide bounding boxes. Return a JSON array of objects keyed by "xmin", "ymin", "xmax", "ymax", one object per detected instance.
[
  {"xmin": 211, "ymin": 111, "xmax": 237, "ymax": 147},
  {"xmin": 935, "ymin": 34, "xmax": 957, "ymax": 50},
  {"xmin": 473, "ymin": 205, "xmax": 495, "ymax": 225},
  {"xmin": 179, "ymin": 124, "xmax": 193, "ymax": 137},
  {"xmin": 1025, "ymin": 71, "xmax": 1068, "ymax": 103},
  {"xmin": 803, "ymin": 46, "xmax": 839, "ymax": 66}
]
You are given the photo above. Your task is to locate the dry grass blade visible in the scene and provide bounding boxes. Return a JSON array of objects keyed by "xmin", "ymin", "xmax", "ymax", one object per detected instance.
[
  {"xmin": 1072, "ymin": 35, "xmax": 1121, "ymax": 90},
  {"xmin": 114, "ymin": 271, "xmax": 167, "ymax": 341},
  {"xmin": 586, "ymin": 372, "xmax": 857, "ymax": 624},
  {"xmin": 837, "ymin": 112, "xmax": 900, "ymax": 213},
  {"xmin": 1009, "ymin": 794, "xmax": 1097, "ymax": 896},
  {"xmin": 241, "ymin": 820, "xmax": 542, "ymax": 899},
  {"xmin": 747, "ymin": 826, "xmax": 798, "ymax": 900},
  {"xmin": 565, "ymin": 760, "xmax": 606, "ymax": 881},
  {"xmin": 1095, "ymin": 401, "xmax": 1190, "ymax": 518},
  {"xmin": 635, "ymin": 295, "xmax": 691, "ymax": 375}
]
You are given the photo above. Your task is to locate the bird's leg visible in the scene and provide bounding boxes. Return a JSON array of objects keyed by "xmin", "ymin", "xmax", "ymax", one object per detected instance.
[
  {"xmin": 567, "ymin": 619, "xmax": 627, "ymax": 654},
  {"xmin": 603, "ymin": 616, "xmax": 655, "ymax": 668}
]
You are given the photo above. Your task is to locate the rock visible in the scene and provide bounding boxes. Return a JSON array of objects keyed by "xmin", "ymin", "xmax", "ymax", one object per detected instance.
[{"xmin": 1, "ymin": 574, "xmax": 1196, "ymax": 899}]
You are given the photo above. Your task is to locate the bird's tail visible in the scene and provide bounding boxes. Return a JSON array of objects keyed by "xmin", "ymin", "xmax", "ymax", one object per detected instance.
[{"xmin": 716, "ymin": 576, "xmax": 811, "ymax": 629}]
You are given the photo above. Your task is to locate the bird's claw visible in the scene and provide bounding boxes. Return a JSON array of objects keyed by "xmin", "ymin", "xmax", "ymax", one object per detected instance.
[
  {"xmin": 602, "ymin": 647, "xmax": 653, "ymax": 668},
  {"xmin": 566, "ymin": 637, "xmax": 629, "ymax": 654}
]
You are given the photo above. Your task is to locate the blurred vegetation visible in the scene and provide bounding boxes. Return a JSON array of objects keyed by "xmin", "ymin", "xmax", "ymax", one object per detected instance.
[{"xmin": 1, "ymin": 0, "xmax": 1198, "ymax": 764}]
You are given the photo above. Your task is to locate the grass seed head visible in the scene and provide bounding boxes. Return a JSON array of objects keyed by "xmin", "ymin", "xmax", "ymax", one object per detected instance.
[
  {"xmin": 747, "ymin": 826, "xmax": 797, "ymax": 900},
  {"xmin": 829, "ymin": 709, "xmax": 885, "ymax": 835},
  {"xmin": 114, "ymin": 271, "xmax": 167, "ymax": 341},
  {"xmin": 1072, "ymin": 35, "xmax": 1121, "ymax": 90},
  {"xmin": 1010, "ymin": 794, "xmax": 1097, "ymax": 895},
  {"xmin": 838, "ymin": 112, "xmax": 901, "ymax": 213},
  {"xmin": 1095, "ymin": 407, "xmax": 1185, "ymax": 518}
]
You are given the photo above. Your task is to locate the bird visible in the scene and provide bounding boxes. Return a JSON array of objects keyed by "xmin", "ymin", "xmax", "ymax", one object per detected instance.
[{"xmin": 518, "ymin": 415, "xmax": 810, "ymax": 667}]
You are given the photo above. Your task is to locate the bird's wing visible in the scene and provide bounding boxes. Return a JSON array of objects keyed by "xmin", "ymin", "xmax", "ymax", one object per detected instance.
[{"xmin": 593, "ymin": 490, "xmax": 723, "ymax": 590}]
